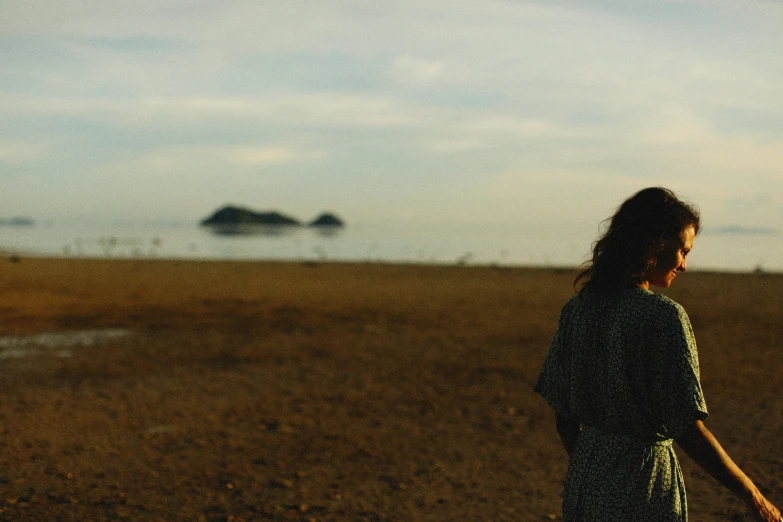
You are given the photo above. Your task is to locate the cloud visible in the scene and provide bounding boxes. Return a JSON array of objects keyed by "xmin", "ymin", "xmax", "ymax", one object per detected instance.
[
  {"xmin": 229, "ymin": 145, "xmax": 326, "ymax": 166},
  {"xmin": 0, "ymin": 140, "xmax": 40, "ymax": 160},
  {"xmin": 617, "ymin": 103, "xmax": 783, "ymax": 180},
  {"xmin": 422, "ymin": 113, "xmax": 604, "ymax": 155},
  {"xmin": 0, "ymin": 93, "xmax": 434, "ymax": 129},
  {"xmin": 426, "ymin": 137, "xmax": 489, "ymax": 154},
  {"xmin": 387, "ymin": 56, "xmax": 446, "ymax": 87},
  {"xmin": 462, "ymin": 116, "xmax": 600, "ymax": 139},
  {"xmin": 101, "ymin": 142, "xmax": 326, "ymax": 177}
]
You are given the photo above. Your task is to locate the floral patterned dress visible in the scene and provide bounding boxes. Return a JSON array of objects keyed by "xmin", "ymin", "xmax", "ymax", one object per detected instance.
[{"xmin": 534, "ymin": 288, "xmax": 709, "ymax": 521}]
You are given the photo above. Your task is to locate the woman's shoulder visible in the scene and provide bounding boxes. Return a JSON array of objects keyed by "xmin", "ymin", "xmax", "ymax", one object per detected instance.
[
  {"xmin": 573, "ymin": 288, "xmax": 686, "ymax": 316},
  {"xmin": 645, "ymin": 291, "xmax": 684, "ymax": 311},
  {"xmin": 635, "ymin": 291, "xmax": 689, "ymax": 325},
  {"xmin": 559, "ymin": 293, "xmax": 584, "ymax": 315}
]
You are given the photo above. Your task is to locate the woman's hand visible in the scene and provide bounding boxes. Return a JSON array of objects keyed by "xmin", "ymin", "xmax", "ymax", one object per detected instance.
[
  {"xmin": 745, "ymin": 492, "xmax": 781, "ymax": 522},
  {"xmin": 676, "ymin": 420, "xmax": 780, "ymax": 521}
]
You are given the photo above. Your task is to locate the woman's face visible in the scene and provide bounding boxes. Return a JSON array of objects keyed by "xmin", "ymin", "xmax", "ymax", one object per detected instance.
[{"xmin": 645, "ymin": 225, "xmax": 695, "ymax": 289}]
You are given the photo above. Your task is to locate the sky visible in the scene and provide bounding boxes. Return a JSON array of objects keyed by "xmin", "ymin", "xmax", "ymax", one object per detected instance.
[{"xmin": 1, "ymin": 0, "xmax": 782, "ymax": 230}]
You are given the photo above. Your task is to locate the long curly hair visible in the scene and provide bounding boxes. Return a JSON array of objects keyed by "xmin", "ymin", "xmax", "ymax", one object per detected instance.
[{"xmin": 575, "ymin": 187, "xmax": 700, "ymax": 294}]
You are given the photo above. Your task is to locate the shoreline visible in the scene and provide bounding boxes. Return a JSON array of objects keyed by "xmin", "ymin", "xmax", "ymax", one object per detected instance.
[{"xmin": 4, "ymin": 252, "xmax": 782, "ymax": 276}]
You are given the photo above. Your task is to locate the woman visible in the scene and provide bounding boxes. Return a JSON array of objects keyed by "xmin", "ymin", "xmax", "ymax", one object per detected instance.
[{"xmin": 534, "ymin": 187, "xmax": 780, "ymax": 521}]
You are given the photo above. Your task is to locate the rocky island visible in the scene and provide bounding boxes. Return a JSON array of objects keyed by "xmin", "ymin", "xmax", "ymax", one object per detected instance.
[
  {"xmin": 309, "ymin": 212, "xmax": 344, "ymax": 227},
  {"xmin": 200, "ymin": 206, "xmax": 344, "ymax": 235},
  {"xmin": 201, "ymin": 206, "xmax": 300, "ymax": 226}
]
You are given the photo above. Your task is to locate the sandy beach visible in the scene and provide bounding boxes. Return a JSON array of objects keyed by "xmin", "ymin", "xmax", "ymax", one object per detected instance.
[{"xmin": 0, "ymin": 257, "xmax": 780, "ymax": 520}]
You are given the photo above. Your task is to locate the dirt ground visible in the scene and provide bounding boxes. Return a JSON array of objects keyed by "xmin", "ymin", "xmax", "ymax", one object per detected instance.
[{"xmin": 0, "ymin": 257, "xmax": 780, "ymax": 521}]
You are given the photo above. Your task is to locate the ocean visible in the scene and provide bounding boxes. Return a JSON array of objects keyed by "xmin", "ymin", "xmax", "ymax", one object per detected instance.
[{"xmin": 0, "ymin": 221, "xmax": 780, "ymax": 273}]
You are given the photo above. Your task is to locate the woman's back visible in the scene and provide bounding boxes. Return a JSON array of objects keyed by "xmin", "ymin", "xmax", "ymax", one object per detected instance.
[{"xmin": 536, "ymin": 288, "xmax": 708, "ymax": 442}]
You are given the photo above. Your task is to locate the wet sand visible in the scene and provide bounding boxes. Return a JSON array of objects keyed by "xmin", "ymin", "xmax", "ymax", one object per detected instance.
[{"xmin": 0, "ymin": 257, "xmax": 780, "ymax": 520}]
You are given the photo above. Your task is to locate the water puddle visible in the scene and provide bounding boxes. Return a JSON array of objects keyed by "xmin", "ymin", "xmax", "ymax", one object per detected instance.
[{"xmin": 0, "ymin": 328, "xmax": 134, "ymax": 359}]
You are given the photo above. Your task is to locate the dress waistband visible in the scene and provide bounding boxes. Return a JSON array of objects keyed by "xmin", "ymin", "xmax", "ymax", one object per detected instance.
[{"xmin": 581, "ymin": 425, "xmax": 673, "ymax": 448}]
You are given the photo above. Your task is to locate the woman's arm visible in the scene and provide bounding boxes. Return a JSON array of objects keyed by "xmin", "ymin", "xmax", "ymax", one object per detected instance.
[
  {"xmin": 676, "ymin": 420, "xmax": 780, "ymax": 522},
  {"xmin": 555, "ymin": 414, "xmax": 580, "ymax": 457}
]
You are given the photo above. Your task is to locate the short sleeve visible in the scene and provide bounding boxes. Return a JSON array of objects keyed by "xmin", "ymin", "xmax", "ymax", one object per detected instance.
[
  {"xmin": 646, "ymin": 300, "xmax": 708, "ymax": 439},
  {"xmin": 534, "ymin": 301, "xmax": 573, "ymax": 419}
]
